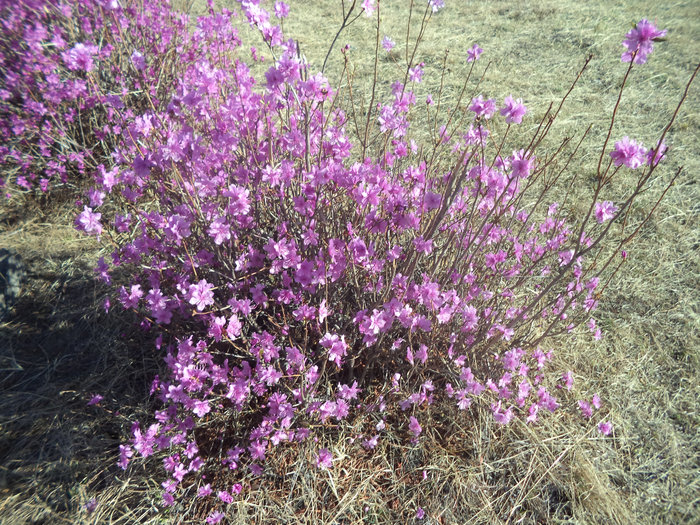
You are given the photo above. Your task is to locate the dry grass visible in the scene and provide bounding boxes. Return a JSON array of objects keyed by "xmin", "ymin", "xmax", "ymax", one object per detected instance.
[{"xmin": 1, "ymin": 0, "xmax": 699, "ymax": 523}]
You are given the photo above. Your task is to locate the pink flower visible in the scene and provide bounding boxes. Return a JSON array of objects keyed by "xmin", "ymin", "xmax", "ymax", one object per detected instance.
[
  {"xmin": 382, "ymin": 36, "xmax": 395, "ymax": 52},
  {"xmin": 316, "ymin": 448, "xmax": 333, "ymax": 469},
  {"xmin": 598, "ymin": 421, "xmax": 613, "ymax": 435},
  {"xmin": 206, "ymin": 511, "xmax": 225, "ymax": 524},
  {"xmin": 118, "ymin": 445, "xmax": 133, "ymax": 469},
  {"xmin": 428, "ymin": 0, "xmax": 445, "ymax": 13},
  {"xmin": 561, "ymin": 371, "xmax": 574, "ymax": 391},
  {"xmin": 646, "ymin": 140, "xmax": 667, "ymax": 166},
  {"xmin": 75, "ymin": 206, "xmax": 102, "ymax": 237},
  {"xmin": 610, "ymin": 136, "xmax": 647, "ymax": 169},
  {"xmin": 594, "ymin": 201, "xmax": 618, "ymax": 223},
  {"xmin": 131, "ymin": 51, "xmax": 145, "ymax": 71},
  {"xmin": 249, "ymin": 440, "xmax": 267, "ymax": 461},
  {"xmin": 274, "ymin": 1, "xmax": 289, "ymax": 18},
  {"xmin": 500, "ymin": 96, "xmax": 527, "ymax": 124},
  {"xmin": 492, "ymin": 402, "xmax": 514, "ymax": 425},
  {"xmin": 469, "ymin": 95, "xmax": 497, "ymax": 119},
  {"xmin": 62, "ymin": 43, "xmax": 99, "ymax": 72},
  {"xmin": 416, "ymin": 507, "xmax": 425, "ymax": 519},
  {"xmin": 193, "ymin": 399, "xmax": 210, "ymax": 417},
  {"xmin": 622, "ymin": 19, "xmax": 667, "ymax": 65},
  {"xmin": 362, "ymin": 0, "xmax": 376, "ymax": 16},
  {"xmin": 578, "ymin": 400, "xmax": 593, "ymax": 418},
  {"xmin": 415, "ymin": 344, "xmax": 428, "ymax": 364},
  {"xmin": 409, "ymin": 63, "xmax": 424, "ymax": 83},
  {"xmin": 188, "ymin": 280, "xmax": 215, "ymax": 311},
  {"xmin": 87, "ymin": 394, "xmax": 103, "ymax": 406},
  {"xmin": 362, "ymin": 435, "xmax": 379, "ymax": 450},
  {"xmin": 409, "ymin": 416, "xmax": 422, "ymax": 437},
  {"xmin": 218, "ymin": 490, "xmax": 234, "ymax": 503},
  {"xmin": 467, "ymin": 44, "xmax": 483, "ymax": 62}
]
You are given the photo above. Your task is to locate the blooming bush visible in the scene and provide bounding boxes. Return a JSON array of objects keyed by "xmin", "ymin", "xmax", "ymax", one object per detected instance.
[
  {"xmin": 4, "ymin": 0, "xmax": 696, "ymax": 520},
  {"xmin": 0, "ymin": 0, "xmax": 193, "ymax": 194}
]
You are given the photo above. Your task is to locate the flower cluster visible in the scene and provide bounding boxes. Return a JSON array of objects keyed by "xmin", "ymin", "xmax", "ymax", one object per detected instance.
[
  {"xmin": 7, "ymin": 0, "xmax": 683, "ymax": 520},
  {"xmin": 0, "ymin": 0, "xmax": 192, "ymax": 195}
]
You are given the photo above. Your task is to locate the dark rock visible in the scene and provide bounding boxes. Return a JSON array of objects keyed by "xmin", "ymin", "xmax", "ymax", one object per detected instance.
[{"xmin": 0, "ymin": 248, "xmax": 25, "ymax": 318}]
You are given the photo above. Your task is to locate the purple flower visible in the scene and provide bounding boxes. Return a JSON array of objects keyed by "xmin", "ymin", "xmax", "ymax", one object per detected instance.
[
  {"xmin": 249, "ymin": 440, "xmax": 267, "ymax": 461},
  {"xmin": 119, "ymin": 285, "xmax": 143, "ymax": 309},
  {"xmin": 62, "ymin": 43, "xmax": 99, "ymax": 72},
  {"xmin": 594, "ymin": 201, "xmax": 618, "ymax": 223},
  {"xmin": 188, "ymin": 280, "xmax": 215, "ymax": 311},
  {"xmin": 382, "ymin": 36, "xmax": 395, "ymax": 52},
  {"xmin": 193, "ymin": 399, "xmax": 210, "ymax": 417},
  {"xmin": 492, "ymin": 402, "xmax": 514, "ymax": 425},
  {"xmin": 218, "ymin": 490, "xmax": 234, "ymax": 503},
  {"xmin": 409, "ymin": 416, "xmax": 422, "ymax": 437},
  {"xmin": 274, "ymin": 1, "xmax": 290, "ymax": 18},
  {"xmin": 316, "ymin": 448, "xmax": 333, "ymax": 469},
  {"xmin": 118, "ymin": 445, "xmax": 133, "ymax": 469},
  {"xmin": 578, "ymin": 400, "xmax": 593, "ymax": 418},
  {"xmin": 416, "ymin": 507, "xmax": 426, "ymax": 519},
  {"xmin": 75, "ymin": 206, "xmax": 102, "ymax": 237},
  {"xmin": 362, "ymin": 0, "xmax": 376, "ymax": 17},
  {"xmin": 409, "ymin": 63, "xmax": 424, "ymax": 83},
  {"xmin": 646, "ymin": 140, "xmax": 667, "ymax": 166},
  {"xmin": 87, "ymin": 394, "xmax": 103, "ymax": 406},
  {"xmin": 561, "ymin": 371, "xmax": 574, "ymax": 391},
  {"xmin": 131, "ymin": 51, "xmax": 146, "ymax": 71},
  {"xmin": 206, "ymin": 511, "xmax": 225, "ymax": 524},
  {"xmin": 598, "ymin": 421, "xmax": 613, "ymax": 435},
  {"xmin": 84, "ymin": 498, "xmax": 98, "ymax": 515},
  {"xmin": 622, "ymin": 19, "xmax": 667, "ymax": 64},
  {"xmin": 94, "ymin": 257, "xmax": 110, "ymax": 284},
  {"xmin": 362, "ymin": 435, "xmax": 379, "ymax": 450},
  {"xmin": 428, "ymin": 0, "xmax": 445, "ymax": 12},
  {"xmin": 467, "ymin": 43, "xmax": 483, "ymax": 62},
  {"xmin": 469, "ymin": 95, "xmax": 497, "ymax": 119},
  {"xmin": 610, "ymin": 136, "xmax": 647, "ymax": 169},
  {"xmin": 500, "ymin": 95, "xmax": 527, "ymax": 124}
]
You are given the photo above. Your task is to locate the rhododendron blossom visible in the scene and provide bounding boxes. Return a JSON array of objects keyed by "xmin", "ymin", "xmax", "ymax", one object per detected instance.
[
  {"xmin": 595, "ymin": 201, "xmax": 618, "ymax": 223},
  {"xmin": 409, "ymin": 416, "xmax": 422, "ymax": 437},
  {"xmin": 621, "ymin": 19, "xmax": 667, "ymax": 65},
  {"xmin": 62, "ymin": 43, "xmax": 98, "ymax": 71},
  {"xmin": 316, "ymin": 448, "xmax": 333, "ymax": 469},
  {"xmin": 382, "ymin": 36, "xmax": 395, "ymax": 52},
  {"xmin": 610, "ymin": 136, "xmax": 647, "ymax": 169},
  {"xmin": 467, "ymin": 43, "xmax": 483, "ymax": 62},
  {"xmin": 500, "ymin": 96, "xmax": 527, "ymax": 124}
]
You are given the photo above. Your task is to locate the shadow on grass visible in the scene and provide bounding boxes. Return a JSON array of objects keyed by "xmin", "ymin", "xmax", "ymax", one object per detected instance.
[{"xmin": 0, "ymin": 237, "xmax": 161, "ymax": 524}]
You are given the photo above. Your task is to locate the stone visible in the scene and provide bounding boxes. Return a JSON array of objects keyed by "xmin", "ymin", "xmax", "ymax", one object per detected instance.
[{"xmin": 0, "ymin": 248, "xmax": 25, "ymax": 318}]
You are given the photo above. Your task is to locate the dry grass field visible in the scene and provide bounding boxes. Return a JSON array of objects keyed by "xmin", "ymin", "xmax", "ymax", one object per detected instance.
[{"xmin": 1, "ymin": 0, "xmax": 699, "ymax": 523}]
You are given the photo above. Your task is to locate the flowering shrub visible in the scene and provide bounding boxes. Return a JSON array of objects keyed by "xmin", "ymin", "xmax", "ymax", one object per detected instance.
[
  {"xmin": 5, "ymin": 0, "xmax": 696, "ymax": 520},
  {"xmin": 0, "ymin": 0, "xmax": 192, "ymax": 194}
]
